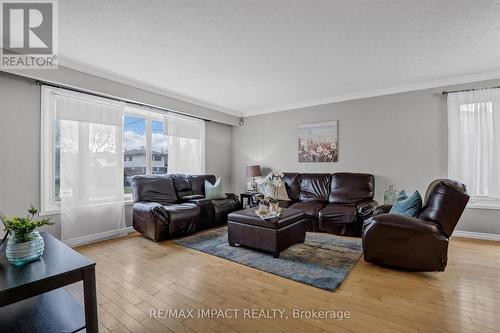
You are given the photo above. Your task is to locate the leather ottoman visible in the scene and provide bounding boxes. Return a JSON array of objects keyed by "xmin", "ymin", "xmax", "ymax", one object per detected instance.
[{"xmin": 227, "ymin": 208, "xmax": 306, "ymax": 258}]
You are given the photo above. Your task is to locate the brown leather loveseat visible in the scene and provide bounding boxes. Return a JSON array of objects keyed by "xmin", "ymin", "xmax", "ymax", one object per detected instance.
[
  {"xmin": 131, "ymin": 174, "xmax": 239, "ymax": 241},
  {"xmin": 274, "ymin": 172, "xmax": 377, "ymax": 236},
  {"xmin": 362, "ymin": 179, "xmax": 470, "ymax": 271}
]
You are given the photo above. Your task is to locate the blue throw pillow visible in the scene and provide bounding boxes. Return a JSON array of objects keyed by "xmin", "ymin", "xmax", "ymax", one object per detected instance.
[
  {"xmin": 205, "ymin": 178, "xmax": 227, "ymax": 199},
  {"xmin": 389, "ymin": 190, "xmax": 422, "ymax": 217}
]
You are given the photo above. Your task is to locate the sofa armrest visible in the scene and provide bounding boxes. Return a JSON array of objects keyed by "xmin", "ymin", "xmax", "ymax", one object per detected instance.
[
  {"xmin": 183, "ymin": 197, "xmax": 212, "ymax": 205},
  {"xmin": 133, "ymin": 201, "xmax": 170, "ymax": 226},
  {"xmin": 356, "ymin": 200, "xmax": 378, "ymax": 219},
  {"xmin": 373, "ymin": 204, "xmax": 392, "ymax": 216},
  {"xmin": 364, "ymin": 213, "xmax": 444, "ymax": 236},
  {"xmin": 180, "ymin": 194, "xmax": 205, "ymax": 201},
  {"xmin": 225, "ymin": 193, "xmax": 240, "ymax": 206}
]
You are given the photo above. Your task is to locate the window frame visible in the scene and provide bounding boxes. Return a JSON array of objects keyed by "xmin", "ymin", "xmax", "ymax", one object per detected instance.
[
  {"xmin": 447, "ymin": 90, "xmax": 500, "ymax": 210},
  {"xmin": 123, "ymin": 106, "xmax": 166, "ymax": 201},
  {"xmin": 41, "ymin": 88, "xmax": 206, "ymax": 215},
  {"xmin": 40, "ymin": 87, "xmax": 60, "ymax": 215}
]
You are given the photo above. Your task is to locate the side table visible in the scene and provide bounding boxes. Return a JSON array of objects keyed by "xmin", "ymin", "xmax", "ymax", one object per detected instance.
[
  {"xmin": 240, "ymin": 192, "xmax": 258, "ymax": 209},
  {"xmin": 0, "ymin": 232, "xmax": 97, "ymax": 333}
]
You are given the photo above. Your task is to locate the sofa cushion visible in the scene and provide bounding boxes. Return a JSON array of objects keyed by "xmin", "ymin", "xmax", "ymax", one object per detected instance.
[
  {"xmin": 283, "ymin": 172, "xmax": 301, "ymax": 201},
  {"xmin": 160, "ymin": 203, "xmax": 200, "ymax": 237},
  {"xmin": 131, "ymin": 175, "xmax": 178, "ymax": 204},
  {"xmin": 212, "ymin": 193, "xmax": 240, "ymax": 225},
  {"xmin": 298, "ymin": 173, "xmax": 331, "ymax": 202},
  {"xmin": 170, "ymin": 174, "xmax": 192, "ymax": 197},
  {"xmin": 184, "ymin": 198, "xmax": 215, "ymax": 229},
  {"xmin": 329, "ymin": 173, "xmax": 374, "ymax": 204},
  {"xmin": 289, "ymin": 201, "xmax": 326, "ymax": 218},
  {"xmin": 319, "ymin": 204, "xmax": 357, "ymax": 224},
  {"xmin": 205, "ymin": 178, "xmax": 227, "ymax": 199},
  {"xmin": 189, "ymin": 174, "xmax": 217, "ymax": 196}
]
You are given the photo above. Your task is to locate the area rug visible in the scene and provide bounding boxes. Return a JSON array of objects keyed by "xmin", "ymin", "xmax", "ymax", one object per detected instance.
[{"xmin": 174, "ymin": 227, "xmax": 362, "ymax": 291}]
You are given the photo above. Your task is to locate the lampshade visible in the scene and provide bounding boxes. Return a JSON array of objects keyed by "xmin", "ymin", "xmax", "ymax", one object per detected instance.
[{"xmin": 246, "ymin": 165, "xmax": 262, "ymax": 177}]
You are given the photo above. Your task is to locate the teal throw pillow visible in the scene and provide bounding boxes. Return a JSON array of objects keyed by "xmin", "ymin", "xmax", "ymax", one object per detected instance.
[
  {"xmin": 389, "ymin": 190, "xmax": 422, "ymax": 217},
  {"xmin": 205, "ymin": 178, "xmax": 227, "ymax": 199}
]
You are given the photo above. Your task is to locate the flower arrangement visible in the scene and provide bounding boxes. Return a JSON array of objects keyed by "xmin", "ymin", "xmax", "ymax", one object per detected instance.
[
  {"xmin": 254, "ymin": 170, "xmax": 285, "ymax": 204},
  {"xmin": 2, "ymin": 206, "xmax": 53, "ymax": 243},
  {"xmin": 264, "ymin": 170, "xmax": 284, "ymax": 203},
  {"xmin": 298, "ymin": 138, "xmax": 337, "ymax": 162}
]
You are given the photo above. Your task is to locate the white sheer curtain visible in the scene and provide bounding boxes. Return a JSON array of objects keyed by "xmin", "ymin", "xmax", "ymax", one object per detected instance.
[
  {"xmin": 56, "ymin": 90, "xmax": 127, "ymax": 243},
  {"xmin": 448, "ymin": 88, "xmax": 500, "ymax": 198},
  {"xmin": 165, "ymin": 112, "xmax": 205, "ymax": 174}
]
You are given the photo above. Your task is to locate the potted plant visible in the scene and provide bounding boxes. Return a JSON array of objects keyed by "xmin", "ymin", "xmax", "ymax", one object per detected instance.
[{"xmin": 2, "ymin": 206, "xmax": 53, "ymax": 266}]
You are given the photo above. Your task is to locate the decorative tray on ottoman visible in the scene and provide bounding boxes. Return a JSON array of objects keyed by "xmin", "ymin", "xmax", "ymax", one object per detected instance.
[{"xmin": 255, "ymin": 207, "xmax": 283, "ymax": 220}]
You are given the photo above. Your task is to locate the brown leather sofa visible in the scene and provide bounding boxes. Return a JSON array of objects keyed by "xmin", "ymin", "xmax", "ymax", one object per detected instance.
[
  {"xmin": 269, "ymin": 172, "xmax": 377, "ymax": 236},
  {"xmin": 362, "ymin": 179, "xmax": 470, "ymax": 271},
  {"xmin": 131, "ymin": 174, "xmax": 239, "ymax": 241}
]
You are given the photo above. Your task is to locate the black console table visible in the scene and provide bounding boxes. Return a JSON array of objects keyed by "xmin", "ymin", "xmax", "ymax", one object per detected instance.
[{"xmin": 0, "ymin": 232, "xmax": 98, "ymax": 333}]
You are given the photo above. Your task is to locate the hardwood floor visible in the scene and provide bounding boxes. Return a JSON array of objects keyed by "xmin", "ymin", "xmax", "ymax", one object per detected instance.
[{"xmin": 68, "ymin": 232, "xmax": 500, "ymax": 333}]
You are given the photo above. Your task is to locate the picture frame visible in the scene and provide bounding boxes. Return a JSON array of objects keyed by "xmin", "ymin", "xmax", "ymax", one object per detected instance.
[{"xmin": 298, "ymin": 120, "xmax": 338, "ymax": 162}]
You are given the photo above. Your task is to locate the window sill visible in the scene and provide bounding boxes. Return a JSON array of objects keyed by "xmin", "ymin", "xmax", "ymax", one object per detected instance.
[
  {"xmin": 39, "ymin": 209, "xmax": 61, "ymax": 217},
  {"xmin": 466, "ymin": 202, "xmax": 500, "ymax": 210}
]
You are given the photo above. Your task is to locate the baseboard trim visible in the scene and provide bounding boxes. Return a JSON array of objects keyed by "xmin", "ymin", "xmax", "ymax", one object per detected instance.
[
  {"xmin": 452, "ymin": 230, "xmax": 500, "ymax": 242},
  {"xmin": 64, "ymin": 227, "xmax": 134, "ymax": 248}
]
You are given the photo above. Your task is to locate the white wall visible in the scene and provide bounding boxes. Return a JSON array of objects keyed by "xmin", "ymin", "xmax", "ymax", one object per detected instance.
[
  {"xmin": 206, "ymin": 121, "xmax": 233, "ymax": 190},
  {"xmin": 232, "ymin": 79, "xmax": 500, "ymax": 235},
  {"xmin": 0, "ymin": 71, "xmax": 234, "ymax": 239}
]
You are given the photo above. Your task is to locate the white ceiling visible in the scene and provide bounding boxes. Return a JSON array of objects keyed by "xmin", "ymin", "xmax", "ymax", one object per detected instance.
[{"xmin": 59, "ymin": 1, "xmax": 500, "ymax": 117}]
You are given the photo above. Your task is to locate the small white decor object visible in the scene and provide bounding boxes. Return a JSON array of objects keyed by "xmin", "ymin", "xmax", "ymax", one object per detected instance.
[{"xmin": 255, "ymin": 207, "xmax": 283, "ymax": 220}]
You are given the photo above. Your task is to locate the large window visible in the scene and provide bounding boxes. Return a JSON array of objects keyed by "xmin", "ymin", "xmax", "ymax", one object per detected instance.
[
  {"xmin": 447, "ymin": 88, "xmax": 500, "ymax": 208},
  {"xmin": 123, "ymin": 108, "xmax": 170, "ymax": 196},
  {"xmin": 152, "ymin": 120, "xmax": 168, "ymax": 174},
  {"xmin": 41, "ymin": 87, "xmax": 205, "ymax": 214}
]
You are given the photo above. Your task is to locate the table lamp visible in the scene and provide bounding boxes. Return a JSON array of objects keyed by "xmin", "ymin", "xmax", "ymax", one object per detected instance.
[{"xmin": 246, "ymin": 165, "xmax": 262, "ymax": 192}]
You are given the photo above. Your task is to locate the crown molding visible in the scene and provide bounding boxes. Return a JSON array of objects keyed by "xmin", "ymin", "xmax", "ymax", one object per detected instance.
[
  {"xmin": 58, "ymin": 57, "xmax": 243, "ymax": 117},
  {"xmin": 55, "ymin": 58, "xmax": 500, "ymax": 118},
  {"xmin": 243, "ymin": 70, "xmax": 500, "ymax": 117}
]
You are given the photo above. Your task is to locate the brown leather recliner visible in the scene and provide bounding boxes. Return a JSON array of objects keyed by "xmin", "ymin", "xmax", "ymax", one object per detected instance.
[
  {"xmin": 261, "ymin": 172, "xmax": 378, "ymax": 236},
  {"xmin": 131, "ymin": 174, "xmax": 240, "ymax": 241},
  {"xmin": 362, "ymin": 179, "xmax": 470, "ymax": 271}
]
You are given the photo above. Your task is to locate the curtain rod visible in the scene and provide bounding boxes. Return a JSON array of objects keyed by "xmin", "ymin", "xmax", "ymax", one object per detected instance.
[
  {"xmin": 442, "ymin": 85, "xmax": 500, "ymax": 95},
  {"xmin": 35, "ymin": 80, "xmax": 211, "ymax": 122}
]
